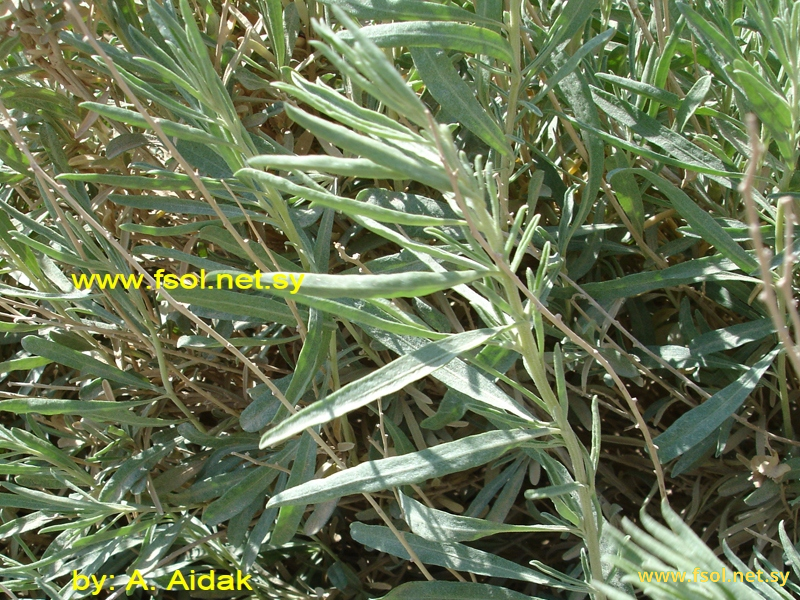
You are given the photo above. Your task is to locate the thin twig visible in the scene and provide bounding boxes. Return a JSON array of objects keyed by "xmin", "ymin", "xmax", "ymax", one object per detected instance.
[{"xmin": 741, "ymin": 115, "xmax": 800, "ymax": 378}]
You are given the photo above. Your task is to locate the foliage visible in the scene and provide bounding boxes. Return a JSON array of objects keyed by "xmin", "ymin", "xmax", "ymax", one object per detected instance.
[{"xmin": 0, "ymin": 0, "xmax": 799, "ymax": 598}]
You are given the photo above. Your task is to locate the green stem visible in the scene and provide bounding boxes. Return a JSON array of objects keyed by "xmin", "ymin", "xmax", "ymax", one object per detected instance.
[
  {"xmin": 501, "ymin": 279, "xmax": 605, "ymax": 595},
  {"xmin": 145, "ymin": 320, "xmax": 206, "ymax": 432},
  {"xmin": 500, "ymin": 0, "xmax": 523, "ymax": 227}
]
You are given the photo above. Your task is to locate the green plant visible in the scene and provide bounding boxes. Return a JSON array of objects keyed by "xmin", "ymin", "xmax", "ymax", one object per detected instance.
[
  {"xmin": 596, "ymin": 500, "xmax": 799, "ymax": 600},
  {"xmin": 1, "ymin": 0, "xmax": 799, "ymax": 598}
]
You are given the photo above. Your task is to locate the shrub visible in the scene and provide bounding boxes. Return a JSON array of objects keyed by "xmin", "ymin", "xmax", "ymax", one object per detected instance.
[{"xmin": 0, "ymin": 0, "xmax": 799, "ymax": 598}]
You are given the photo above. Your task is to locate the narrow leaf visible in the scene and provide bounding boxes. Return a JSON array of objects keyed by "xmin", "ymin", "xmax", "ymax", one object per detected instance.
[
  {"xmin": 689, "ymin": 318, "xmax": 775, "ymax": 355},
  {"xmin": 319, "ymin": 0, "xmax": 500, "ymax": 25},
  {"xmin": 246, "ymin": 154, "xmax": 404, "ymax": 179},
  {"xmin": 236, "ymin": 167, "xmax": 464, "ymax": 226},
  {"xmin": 606, "ymin": 155, "xmax": 643, "ymax": 236},
  {"xmin": 203, "ymin": 466, "xmax": 280, "ymax": 526},
  {"xmin": 608, "ymin": 168, "xmax": 757, "ymax": 272},
  {"xmin": 595, "ymin": 73, "xmax": 680, "ymax": 108},
  {"xmin": 177, "ymin": 335, "xmax": 297, "ymax": 349},
  {"xmin": 271, "ymin": 433, "xmax": 318, "ymax": 545},
  {"xmin": 527, "ymin": 0, "xmax": 599, "ymax": 75},
  {"xmin": 273, "ymin": 295, "xmax": 443, "ymax": 339},
  {"xmin": 21, "ymin": 336, "xmax": 157, "ymax": 391},
  {"xmin": 80, "ymin": 102, "xmax": 229, "ymax": 146},
  {"xmin": 109, "ymin": 194, "xmax": 264, "ymax": 218},
  {"xmin": 260, "ymin": 328, "xmax": 502, "ymax": 448},
  {"xmin": 0, "ymin": 356, "xmax": 51, "ymax": 374},
  {"xmin": 343, "ymin": 22, "xmax": 512, "ymax": 63},
  {"xmin": 399, "ymin": 492, "xmax": 570, "ymax": 542},
  {"xmin": 365, "ymin": 327, "xmax": 537, "ymax": 422},
  {"xmin": 99, "ymin": 443, "xmax": 175, "ymax": 502},
  {"xmin": 351, "ymin": 523, "xmax": 577, "ymax": 588},
  {"xmin": 559, "ymin": 254, "xmax": 753, "ymax": 301},
  {"xmin": 0, "ymin": 512, "xmax": 57, "ymax": 540},
  {"xmin": 267, "ymin": 428, "xmax": 551, "ymax": 506},
  {"xmin": 655, "ymin": 348, "xmax": 779, "ymax": 462},
  {"xmin": 674, "ymin": 75, "xmax": 712, "ymax": 133},
  {"xmin": 0, "ymin": 398, "xmax": 175, "ymax": 426},
  {"xmin": 733, "ymin": 64, "xmax": 794, "ymax": 160},
  {"xmin": 208, "ymin": 269, "xmax": 488, "ymax": 300},
  {"xmin": 590, "ymin": 88, "xmax": 736, "ymax": 181},
  {"xmin": 105, "ymin": 133, "xmax": 149, "ymax": 159},
  {"xmin": 169, "ymin": 288, "xmax": 301, "ymax": 327},
  {"xmin": 412, "ymin": 47, "xmax": 511, "ymax": 156},
  {"xmin": 533, "ymin": 28, "xmax": 615, "ymax": 103},
  {"xmin": 277, "ymin": 104, "xmax": 452, "ymax": 189},
  {"xmin": 261, "ymin": 0, "xmax": 286, "ymax": 66}
]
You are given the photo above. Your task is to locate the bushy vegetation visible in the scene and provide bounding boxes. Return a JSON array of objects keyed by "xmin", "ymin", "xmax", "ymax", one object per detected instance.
[{"xmin": 1, "ymin": 0, "xmax": 800, "ymax": 598}]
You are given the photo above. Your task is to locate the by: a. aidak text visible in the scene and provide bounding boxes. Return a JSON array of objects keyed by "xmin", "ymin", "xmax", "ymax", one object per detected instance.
[{"xmin": 72, "ymin": 568, "xmax": 253, "ymax": 595}]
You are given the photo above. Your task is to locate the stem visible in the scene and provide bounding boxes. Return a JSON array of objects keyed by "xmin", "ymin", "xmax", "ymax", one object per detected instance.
[
  {"xmin": 145, "ymin": 320, "xmax": 206, "ymax": 432},
  {"xmin": 778, "ymin": 354, "xmax": 793, "ymax": 439},
  {"xmin": 429, "ymin": 108, "xmax": 609, "ymax": 595},
  {"xmin": 742, "ymin": 116, "xmax": 800, "ymax": 379},
  {"xmin": 500, "ymin": 0, "xmax": 523, "ymax": 227},
  {"xmin": 503, "ymin": 280, "xmax": 606, "ymax": 594}
]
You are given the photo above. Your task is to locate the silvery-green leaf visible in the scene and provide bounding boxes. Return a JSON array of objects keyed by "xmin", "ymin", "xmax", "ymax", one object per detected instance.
[
  {"xmin": 267, "ymin": 429, "xmax": 551, "ymax": 506},
  {"xmin": 351, "ymin": 523, "xmax": 583, "ymax": 589},
  {"xmin": 412, "ymin": 47, "xmax": 511, "ymax": 156},
  {"xmin": 260, "ymin": 328, "xmax": 502, "ymax": 448},
  {"xmin": 399, "ymin": 492, "xmax": 570, "ymax": 542},
  {"xmin": 655, "ymin": 348, "xmax": 779, "ymax": 462}
]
